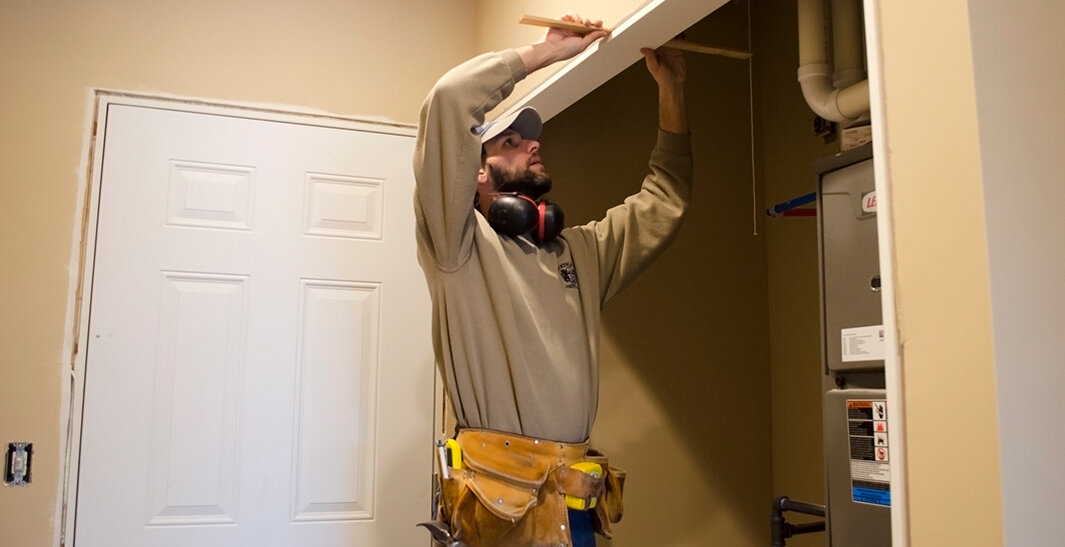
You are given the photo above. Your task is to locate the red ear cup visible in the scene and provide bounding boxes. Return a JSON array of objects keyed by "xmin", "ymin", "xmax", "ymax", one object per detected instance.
[
  {"xmin": 486, "ymin": 193, "xmax": 565, "ymax": 243},
  {"xmin": 535, "ymin": 201, "xmax": 565, "ymax": 243},
  {"xmin": 537, "ymin": 201, "xmax": 546, "ymax": 243}
]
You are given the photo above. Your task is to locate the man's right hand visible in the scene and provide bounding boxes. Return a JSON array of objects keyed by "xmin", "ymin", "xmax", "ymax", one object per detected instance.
[
  {"xmin": 516, "ymin": 13, "xmax": 607, "ymax": 73},
  {"xmin": 642, "ymin": 46, "xmax": 689, "ymax": 135}
]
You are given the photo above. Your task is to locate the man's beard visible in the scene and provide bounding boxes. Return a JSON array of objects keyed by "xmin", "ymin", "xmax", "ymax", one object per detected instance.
[{"xmin": 488, "ymin": 163, "xmax": 553, "ymax": 200}]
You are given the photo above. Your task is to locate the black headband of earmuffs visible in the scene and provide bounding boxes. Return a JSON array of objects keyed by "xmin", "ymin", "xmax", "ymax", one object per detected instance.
[{"xmin": 485, "ymin": 193, "xmax": 565, "ymax": 244}]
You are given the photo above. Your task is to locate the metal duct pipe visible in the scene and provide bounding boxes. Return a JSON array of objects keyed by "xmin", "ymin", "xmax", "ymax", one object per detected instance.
[
  {"xmin": 831, "ymin": 0, "xmax": 865, "ymax": 88},
  {"xmin": 797, "ymin": 0, "xmax": 870, "ymax": 123}
]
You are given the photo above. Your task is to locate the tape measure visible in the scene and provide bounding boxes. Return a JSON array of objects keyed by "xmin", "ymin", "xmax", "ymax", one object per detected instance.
[{"xmin": 564, "ymin": 462, "xmax": 602, "ymax": 510}]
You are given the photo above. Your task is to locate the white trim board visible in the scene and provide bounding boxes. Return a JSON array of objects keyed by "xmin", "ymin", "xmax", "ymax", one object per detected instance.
[{"xmin": 500, "ymin": 0, "xmax": 730, "ymax": 122}]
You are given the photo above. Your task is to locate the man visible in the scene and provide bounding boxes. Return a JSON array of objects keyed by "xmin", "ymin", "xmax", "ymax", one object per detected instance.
[{"xmin": 413, "ymin": 12, "xmax": 691, "ymax": 547}]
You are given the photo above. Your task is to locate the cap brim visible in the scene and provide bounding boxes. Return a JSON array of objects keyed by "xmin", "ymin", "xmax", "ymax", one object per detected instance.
[{"xmin": 477, "ymin": 107, "xmax": 543, "ymax": 143}]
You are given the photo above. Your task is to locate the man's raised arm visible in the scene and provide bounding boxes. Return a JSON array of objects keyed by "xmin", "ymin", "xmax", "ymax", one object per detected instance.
[{"xmin": 641, "ymin": 46, "xmax": 689, "ymax": 135}]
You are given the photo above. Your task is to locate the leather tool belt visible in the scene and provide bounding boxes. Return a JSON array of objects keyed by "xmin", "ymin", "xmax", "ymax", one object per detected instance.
[{"xmin": 436, "ymin": 428, "xmax": 626, "ymax": 547}]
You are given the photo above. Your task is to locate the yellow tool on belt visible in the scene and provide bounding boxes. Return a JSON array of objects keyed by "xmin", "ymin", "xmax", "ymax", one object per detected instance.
[
  {"xmin": 444, "ymin": 439, "xmax": 463, "ymax": 469},
  {"xmin": 564, "ymin": 462, "xmax": 603, "ymax": 510},
  {"xmin": 436, "ymin": 438, "xmax": 463, "ymax": 479}
]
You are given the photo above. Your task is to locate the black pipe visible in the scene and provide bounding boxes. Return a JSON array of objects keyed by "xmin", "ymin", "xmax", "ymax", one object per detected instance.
[
  {"xmin": 778, "ymin": 496, "xmax": 825, "ymax": 517},
  {"xmin": 770, "ymin": 503, "xmax": 788, "ymax": 547},
  {"xmin": 771, "ymin": 496, "xmax": 827, "ymax": 547},
  {"xmin": 789, "ymin": 521, "xmax": 827, "ymax": 535}
]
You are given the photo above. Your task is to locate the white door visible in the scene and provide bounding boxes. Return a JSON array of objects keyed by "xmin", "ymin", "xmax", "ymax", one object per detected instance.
[{"xmin": 74, "ymin": 102, "xmax": 434, "ymax": 546}]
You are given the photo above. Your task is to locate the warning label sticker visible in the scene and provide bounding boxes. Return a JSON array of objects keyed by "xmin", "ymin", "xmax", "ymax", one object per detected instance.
[{"xmin": 847, "ymin": 400, "xmax": 891, "ymax": 506}]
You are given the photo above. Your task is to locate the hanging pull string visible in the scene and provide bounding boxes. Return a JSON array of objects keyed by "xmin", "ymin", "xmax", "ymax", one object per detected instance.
[{"xmin": 747, "ymin": 0, "xmax": 758, "ymax": 236}]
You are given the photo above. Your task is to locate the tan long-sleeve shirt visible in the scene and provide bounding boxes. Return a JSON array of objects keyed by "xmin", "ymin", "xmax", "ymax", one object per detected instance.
[{"xmin": 413, "ymin": 49, "xmax": 692, "ymax": 443}]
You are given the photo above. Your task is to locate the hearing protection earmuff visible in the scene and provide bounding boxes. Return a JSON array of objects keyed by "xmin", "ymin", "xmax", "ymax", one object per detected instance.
[{"xmin": 486, "ymin": 193, "xmax": 565, "ymax": 244}]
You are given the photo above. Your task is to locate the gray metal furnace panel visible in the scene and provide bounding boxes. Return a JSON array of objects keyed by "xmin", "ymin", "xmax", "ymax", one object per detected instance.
[
  {"xmin": 819, "ymin": 158, "xmax": 882, "ymax": 374},
  {"xmin": 824, "ymin": 389, "xmax": 891, "ymax": 547},
  {"xmin": 816, "ymin": 145, "xmax": 891, "ymax": 546}
]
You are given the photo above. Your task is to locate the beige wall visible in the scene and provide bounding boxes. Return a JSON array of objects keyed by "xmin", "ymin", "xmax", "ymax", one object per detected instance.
[
  {"xmin": 875, "ymin": 0, "xmax": 1004, "ymax": 544},
  {"xmin": 0, "ymin": 1, "xmax": 476, "ymax": 544},
  {"xmin": 474, "ymin": 0, "xmax": 635, "ymax": 55},
  {"xmin": 751, "ymin": 4, "xmax": 838, "ymax": 546}
]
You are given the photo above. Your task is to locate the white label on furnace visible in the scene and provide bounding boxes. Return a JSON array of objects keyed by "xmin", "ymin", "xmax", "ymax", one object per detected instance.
[{"xmin": 841, "ymin": 325, "xmax": 885, "ymax": 361}]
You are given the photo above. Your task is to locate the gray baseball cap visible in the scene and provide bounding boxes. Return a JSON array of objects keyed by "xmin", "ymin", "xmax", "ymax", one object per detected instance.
[{"xmin": 477, "ymin": 106, "xmax": 543, "ymax": 143}]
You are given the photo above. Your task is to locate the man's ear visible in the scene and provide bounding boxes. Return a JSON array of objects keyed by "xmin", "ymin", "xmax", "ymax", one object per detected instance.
[
  {"xmin": 477, "ymin": 167, "xmax": 494, "ymax": 196},
  {"xmin": 475, "ymin": 168, "xmax": 492, "ymax": 213}
]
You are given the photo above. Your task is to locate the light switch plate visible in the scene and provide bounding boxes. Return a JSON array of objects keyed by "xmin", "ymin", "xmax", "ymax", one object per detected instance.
[{"xmin": 4, "ymin": 442, "xmax": 32, "ymax": 486}]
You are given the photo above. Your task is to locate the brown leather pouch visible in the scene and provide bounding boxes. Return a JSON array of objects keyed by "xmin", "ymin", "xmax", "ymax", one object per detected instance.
[
  {"xmin": 586, "ymin": 449, "xmax": 626, "ymax": 539},
  {"xmin": 436, "ymin": 429, "xmax": 623, "ymax": 547}
]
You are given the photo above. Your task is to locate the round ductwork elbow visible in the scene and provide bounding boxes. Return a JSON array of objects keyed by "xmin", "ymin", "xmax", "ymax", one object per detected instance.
[{"xmin": 798, "ymin": 63, "xmax": 869, "ymax": 124}]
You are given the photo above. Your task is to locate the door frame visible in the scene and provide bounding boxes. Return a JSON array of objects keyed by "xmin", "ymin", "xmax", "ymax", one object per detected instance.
[
  {"xmin": 59, "ymin": 91, "xmax": 441, "ymax": 546},
  {"xmin": 862, "ymin": 3, "xmax": 907, "ymax": 543}
]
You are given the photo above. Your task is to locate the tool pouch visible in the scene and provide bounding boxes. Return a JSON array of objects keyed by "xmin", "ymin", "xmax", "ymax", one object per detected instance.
[
  {"xmin": 436, "ymin": 429, "xmax": 626, "ymax": 547},
  {"xmin": 585, "ymin": 449, "xmax": 626, "ymax": 537}
]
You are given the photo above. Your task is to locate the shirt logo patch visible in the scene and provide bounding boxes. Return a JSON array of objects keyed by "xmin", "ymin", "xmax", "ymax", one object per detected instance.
[{"xmin": 558, "ymin": 262, "xmax": 578, "ymax": 289}]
